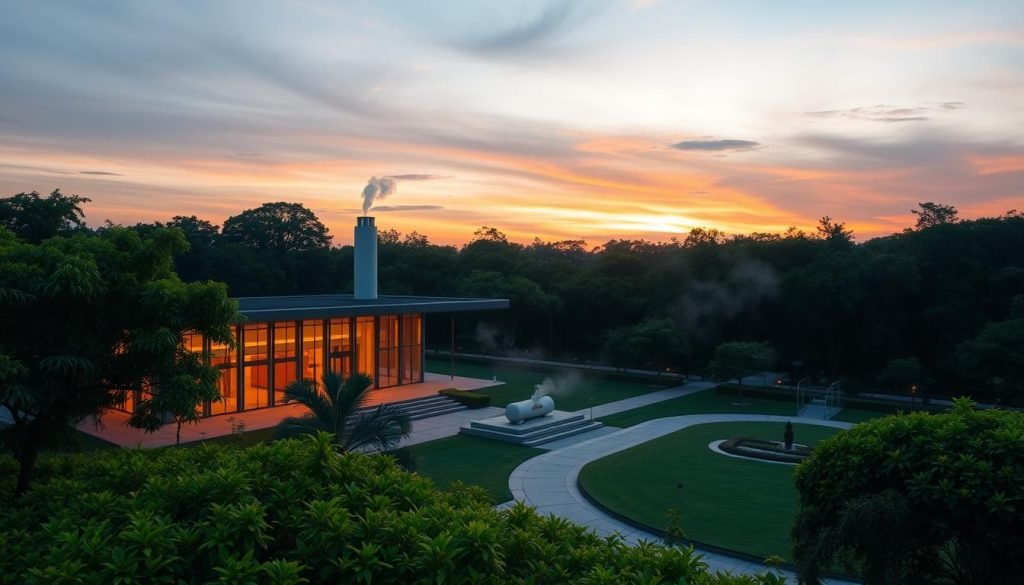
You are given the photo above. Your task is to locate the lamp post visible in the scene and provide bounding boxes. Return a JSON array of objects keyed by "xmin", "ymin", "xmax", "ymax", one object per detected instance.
[{"xmin": 911, "ymin": 384, "xmax": 917, "ymax": 412}]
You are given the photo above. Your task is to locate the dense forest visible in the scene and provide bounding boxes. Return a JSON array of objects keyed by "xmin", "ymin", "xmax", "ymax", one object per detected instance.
[{"xmin": 3, "ymin": 190, "xmax": 1023, "ymax": 402}]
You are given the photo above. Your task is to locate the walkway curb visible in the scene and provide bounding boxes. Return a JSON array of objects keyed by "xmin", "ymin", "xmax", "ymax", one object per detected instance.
[{"xmin": 508, "ymin": 414, "xmax": 859, "ymax": 584}]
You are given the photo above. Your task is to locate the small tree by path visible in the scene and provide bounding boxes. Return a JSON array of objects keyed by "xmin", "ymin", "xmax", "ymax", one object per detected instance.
[
  {"xmin": 878, "ymin": 357, "xmax": 926, "ymax": 398},
  {"xmin": 277, "ymin": 371, "xmax": 412, "ymax": 453},
  {"xmin": 708, "ymin": 341, "xmax": 775, "ymax": 403},
  {"xmin": 128, "ymin": 352, "xmax": 223, "ymax": 445}
]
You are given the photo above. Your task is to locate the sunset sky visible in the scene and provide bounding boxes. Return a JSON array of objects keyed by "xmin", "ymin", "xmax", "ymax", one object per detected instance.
[{"xmin": 1, "ymin": 0, "xmax": 1022, "ymax": 245}]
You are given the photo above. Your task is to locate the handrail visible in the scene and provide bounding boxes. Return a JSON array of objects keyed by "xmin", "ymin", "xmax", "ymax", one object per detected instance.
[
  {"xmin": 795, "ymin": 377, "xmax": 811, "ymax": 416},
  {"xmin": 824, "ymin": 380, "xmax": 843, "ymax": 418}
]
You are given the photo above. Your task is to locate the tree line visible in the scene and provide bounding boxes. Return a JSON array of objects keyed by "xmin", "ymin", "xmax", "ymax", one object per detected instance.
[{"xmin": 3, "ymin": 190, "xmax": 1023, "ymax": 403}]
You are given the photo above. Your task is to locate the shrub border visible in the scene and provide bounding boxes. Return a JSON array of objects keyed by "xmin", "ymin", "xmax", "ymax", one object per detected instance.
[{"xmin": 439, "ymin": 388, "xmax": 491, "ymax": 409}]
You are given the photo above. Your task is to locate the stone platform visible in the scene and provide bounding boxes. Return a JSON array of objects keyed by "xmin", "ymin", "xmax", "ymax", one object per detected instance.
[{"xmin": 460, "ymin": 410, "xmax": 603, "ymax": 447}]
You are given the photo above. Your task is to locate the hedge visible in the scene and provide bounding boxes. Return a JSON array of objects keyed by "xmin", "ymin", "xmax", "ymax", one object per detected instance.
[
  {"xmin": 0, "ymin": 433, "xmax": 790, "ymax": 584},
  {"xmin": 714, "ymin": 384, "xmax": 947, "ymax": 415},
  {"xmin": 439, "ymin": 388, "xmax": 491, "ymax": 409}
]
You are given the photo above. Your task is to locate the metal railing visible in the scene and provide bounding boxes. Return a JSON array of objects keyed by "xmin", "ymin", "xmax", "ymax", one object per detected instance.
[
  {"xmin": 795, "ymin": 377, "xmax": 812, "ymax": 416},
  {"xmin": 824, "ymin": 380, "xmax": 844, "ymax": 419},
  {"xmin": 796, "ymin": 378, "xmax": 843, "ymax": 419}
]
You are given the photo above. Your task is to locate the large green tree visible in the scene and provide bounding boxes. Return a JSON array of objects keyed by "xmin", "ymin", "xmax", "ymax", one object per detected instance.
[
  {"xmin": 0, "ymin": 226, "xmax": 238, "ymax": 493},
  {"xmin": 912, "ymin": 201, "xmax": 959, "ymax": 230},
  {"xmin": 0, "ymin": 189, "xmax": 91, "ymax": 243},
  {"xmin": 793, "ymin": 399, "xmax": 1024, "ymax": 584},
  {"xmin": 601, "ymin": 317, "xmax": 690, "ymax": 374},
  {"xmin": 955, "ymin": 317, "xmax": 1024, "ymax": 403},
  {"xmin": 220, "ymin": 201, "xmax": 331, "ymax": 252}
]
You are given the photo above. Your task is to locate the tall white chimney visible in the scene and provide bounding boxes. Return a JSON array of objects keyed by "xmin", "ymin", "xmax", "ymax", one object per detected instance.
[{"xmin": 354, "ymin": 216, "xmax": 377, "ymax": 299}]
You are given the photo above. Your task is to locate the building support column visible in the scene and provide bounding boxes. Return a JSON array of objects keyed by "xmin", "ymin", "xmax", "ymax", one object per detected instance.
[{"xmin": 450, "ymin": 314, "xmax": 455, "ymax": 380}]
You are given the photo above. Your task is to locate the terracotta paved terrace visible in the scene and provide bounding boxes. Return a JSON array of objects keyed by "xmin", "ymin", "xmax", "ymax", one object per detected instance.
[{"xmin": 79, "ymin": 372, "xmax": 500, "ymax": 448}]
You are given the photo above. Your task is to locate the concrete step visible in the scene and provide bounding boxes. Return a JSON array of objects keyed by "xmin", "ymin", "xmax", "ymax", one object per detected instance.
[
  {"xmin": 461, "ymin": 414, "xmax": 601, "ymax": 445},
  {"xmin": 798, "ymin": 401, "xmax": 839, "ymax": 420},
  {"xmin": 351, "ymin": 394, "xmax": 466, "ymax": 422},
  {"xmin": 521, "ymin": 421, "xmax": 604, "ymax": 447},
  {"xmin": 407, "ymin": 404, "xmax": 467, "ymax": 420},
  {"xmin": 385, "ymin": 394, "xmax": 453, "ymax": 408},
  {"xmin": 469, "ymin": 413, "xmax": 587, "ymax": 437}
]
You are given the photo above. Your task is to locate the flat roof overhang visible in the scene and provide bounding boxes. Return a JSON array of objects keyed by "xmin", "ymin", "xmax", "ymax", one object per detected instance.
[{"xmin": 235, "ymin": 294, "xmax": 509, "ymax": 322}]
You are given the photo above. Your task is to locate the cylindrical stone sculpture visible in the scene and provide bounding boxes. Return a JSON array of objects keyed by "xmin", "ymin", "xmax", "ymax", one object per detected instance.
[{"xmin": 505, "ymin": 396, "xmax": 554, "ymax": 424}]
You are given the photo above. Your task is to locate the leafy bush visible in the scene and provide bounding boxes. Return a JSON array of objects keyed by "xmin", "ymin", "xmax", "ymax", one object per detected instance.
[
  {"xmin": 793, "ymin": 399, "xmax": 1024, "ymax": 584},
  {"xmin": 439, "ymin": 388, "xmax": 491, "ymax": 409},
  {"xmin": 0, "ymin": 433, "xmax": 786, "ymax": 584}
]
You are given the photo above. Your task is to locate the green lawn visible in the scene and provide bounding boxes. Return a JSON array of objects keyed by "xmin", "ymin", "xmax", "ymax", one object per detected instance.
[
  {"xmin": 578, "ymin": 421, "xmax": 842, "ymax": 561},
  {"xmin": 600, "ymin": 388, "xmax": 887, "ymax": 428},
  {"xmin": 426, "ymin": 358, "xmax": 668, "ymax": 412},
  {"xmin": 599, "ymin": 388, "xmax": 799, "ymax": 427},
  {"xmin": 408, "ymin": 434, "xmax": 544, "ymax": 503}
]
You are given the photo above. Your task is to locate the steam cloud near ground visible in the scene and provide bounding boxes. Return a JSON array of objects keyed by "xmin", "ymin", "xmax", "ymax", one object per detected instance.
[{"xmin": 531, "ymin": 371, "xmax": 582, "ymax": 402}]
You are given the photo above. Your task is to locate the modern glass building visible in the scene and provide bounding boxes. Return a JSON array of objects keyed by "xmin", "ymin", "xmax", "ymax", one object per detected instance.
[
  {"xmin": 119, "ymin": 295, "xmax": 508, "ymax": 416},
  {"xmin": 117, "ymin": 216, "xmax": 509, "ymax": 417}
]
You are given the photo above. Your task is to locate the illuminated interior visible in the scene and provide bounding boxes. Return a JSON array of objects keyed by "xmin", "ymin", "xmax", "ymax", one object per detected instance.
[
  {"xmin": 116, "ymin": 313, "xmax": 424, "ymax": 416},
  {"xmin": 355, "ymin": 316, "xmax": 375, "ymax": 378}
]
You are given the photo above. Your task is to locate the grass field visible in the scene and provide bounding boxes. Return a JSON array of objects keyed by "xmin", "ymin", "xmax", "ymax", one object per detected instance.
[
  {"xmin": 578, "ymin": 421, "xmax": 842, "ymax": 560},
  {"xmin": 426, "ymin": 358, "xmax": 668, "ymax": 411},
  {"xmin": 409, "ymin": 434, "xmax": 544, "ymax": 502},
  {"xmin": 599, "ymin": 389, "xmax": 798, "ymax": 427},
  {"xmin": 599, "ymin": 388, "xmax": 885, "ymax": 428}
]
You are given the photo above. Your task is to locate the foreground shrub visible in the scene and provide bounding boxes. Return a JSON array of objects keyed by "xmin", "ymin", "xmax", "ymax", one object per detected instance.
[
  {"xmin": 2, "ymin": 433, "xmax": 781, "ymax": 584},
  {"xmin": 793, "ymin": 398, "xmax": 1024, "ymax": 584}
]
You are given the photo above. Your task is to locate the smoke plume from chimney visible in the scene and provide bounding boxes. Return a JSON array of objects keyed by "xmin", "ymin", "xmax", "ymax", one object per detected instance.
[{"xmin": 361, "ymin": 176, "xmax": 397, "ymax": 215}]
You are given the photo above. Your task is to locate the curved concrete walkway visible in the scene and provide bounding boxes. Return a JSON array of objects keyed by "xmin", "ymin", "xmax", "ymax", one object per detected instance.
[{"xmin": 508, "ymin": 414, "xmax": 857, "ymax": 584}]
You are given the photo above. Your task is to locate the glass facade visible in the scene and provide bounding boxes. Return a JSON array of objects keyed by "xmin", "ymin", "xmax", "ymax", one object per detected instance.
[
  {"xmin": 401, "ymin": 314, "xmax": 422, "ymax": 385},
  {"xmin": 242, "ymin": 324, "xmax": 270, "ymax": 410},
  {"xmin": 355, "ymin": 316, "xmax": 375, "ymax": 378},
  {"xmin": 184, "ymin": 332, "xmax": 205, "ymax": 414},
  {"xmin": 302, "ymin": 319, "xmax": 324, "ymax": 384},
  {"xmin": 378, "ymin": 315, "xmax": 399, "ymax": 387},
  {"xmin": 272, "ymin": 321, "xmax": 298, "ymax": 405},
  {"xmin": 114, "ymin": 313, "xmax": 425, "ymax": 417},
  {"xmin": 328, "ymin": 318, "xmax": 352, "ymax": 379},
  {"xmin": 209, "ymin": 330, "xmax": 237, "ymax": 414}
]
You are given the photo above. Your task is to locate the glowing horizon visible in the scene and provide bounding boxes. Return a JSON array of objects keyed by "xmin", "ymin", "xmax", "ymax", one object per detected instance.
[{"xmin": 1, "ymin": 1, "xmax": 1022, "ymax": 246}]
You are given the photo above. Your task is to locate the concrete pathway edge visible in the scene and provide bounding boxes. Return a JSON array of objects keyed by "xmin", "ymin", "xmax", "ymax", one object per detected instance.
[{"xmin": 508, "ymin": 414, "xmax": 858, "ymax": 584}]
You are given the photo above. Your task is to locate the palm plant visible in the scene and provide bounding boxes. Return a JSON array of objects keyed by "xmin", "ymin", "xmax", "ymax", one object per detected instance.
[{"xmin": 276, "ymin": 371, "xmax": 412, "ymax": 453}]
